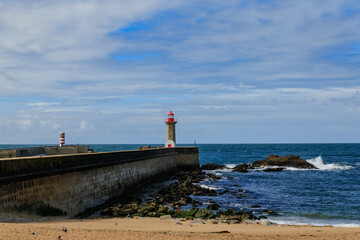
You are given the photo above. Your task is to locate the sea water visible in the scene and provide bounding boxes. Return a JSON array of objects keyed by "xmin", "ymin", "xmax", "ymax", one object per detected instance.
[
  {"xmin": 1, "ymin": 143, "xmax": 359, "ymax": 227},
  {"xmin": 194, "ymin": 144, "xmax": 360, "ymax": 227}
]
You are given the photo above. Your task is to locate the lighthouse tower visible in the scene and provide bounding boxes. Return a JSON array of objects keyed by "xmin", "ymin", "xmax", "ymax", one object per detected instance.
[{"xmin": 165, "ymin": 110, "xmax": 177, "ymax": 148}]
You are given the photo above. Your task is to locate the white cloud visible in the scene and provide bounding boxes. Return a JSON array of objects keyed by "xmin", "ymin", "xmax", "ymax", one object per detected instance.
[{"xmin": 0, "ymin": 0, "xmax": 360, "ymax": 143}]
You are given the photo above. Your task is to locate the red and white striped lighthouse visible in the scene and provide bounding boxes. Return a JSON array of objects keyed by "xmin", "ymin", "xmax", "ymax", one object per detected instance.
[{"xmin": 59, "ymin": 132, "xmax": 65, "ymax": 147}]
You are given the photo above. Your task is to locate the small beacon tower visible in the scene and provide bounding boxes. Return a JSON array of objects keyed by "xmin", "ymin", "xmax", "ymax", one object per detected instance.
[
  {"xmin": 165, "ymin": 110, "xmax": 177, "ymax": 148},
  {"xmin": 59, "ymin": 132, "xmax": 65, "ymax": 147}
]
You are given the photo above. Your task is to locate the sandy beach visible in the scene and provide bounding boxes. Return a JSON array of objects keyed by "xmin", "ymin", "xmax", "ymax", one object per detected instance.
[{"xmin": 0, "ymin": 217, "xmax": 359, "ymax": 240}]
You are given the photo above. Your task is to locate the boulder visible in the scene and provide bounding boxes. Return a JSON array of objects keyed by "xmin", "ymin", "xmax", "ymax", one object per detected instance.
[
  {"xmin": 232, "ymin": 164, "xmax": 253, "ymax": 173},
  {"xmin": 252, "ymin": 155, "xmax": 317, "ymax": 169},
  {"xmin": 207, "ymin": 203, "xmax": 220, "ymax": 210},
  {"xmin": 262, "ymin": 168, "xmax": 284, "ymax": 172},
  {"xmin": 194, "ymin": 209, "xmax": 211, "ymax": 218},
  {"xmin": 262, "ymin": 209, "xmax": 279, "ymax": 216},
  {"xmin": 261, "ymin": 220, "xmax": 275, "ymax": 226},
  {"xmin": 200, "ymin": 164, "xmax": 227, "ymax": 170},
  {"xmin": 160, "ymin": 215, "xmax": 172, "ymax": 220}
]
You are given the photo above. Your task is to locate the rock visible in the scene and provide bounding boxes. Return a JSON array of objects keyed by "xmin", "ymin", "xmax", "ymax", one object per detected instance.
[
  {"xmin": 219, "ymin": 190, "xmax": 230, "ymax": 195},
  {"xmin": 232, "ymin": 164, "xmax": 253, "ymax": 173},
  {"xmin": 243, "ymin": 219, "xmax": 257, "ymax": 224},
  {"xmin": 224, "ymin": 209, "xmax": 234, "ymax": 215},
  {"xmin": 200, "ymin": 164, "xmax": 227, "ymax": 170},
  {"xmin": 262, "ymin": 220, "xmax": 275, "ymax": 226},
  {"xmin": 252, "ymin": 155, "xmax": 317, "ymax": 169},
  {"xmin": 207, "ymin": 203, "xmax": 220, "ymax": 210},
  {"xmin": 160, "ymin": 215, "xmax": 172, "ymax": 220},
  {"xmin": 251, "ymin": 205, "xmax": 261, "ymax": 208},
  {"xmin": 235, "ymin": 211, "xmax": 256, "ymax": 221},
  {"xmin": 207, "ymin": 173, "xmax": 222, "ymax": 180},
  {"xmin": 190, "ymin": 218, "xmax": 206, "ymax": 224},
  {"xmin": 262, "ymin": 168, "xmax": 284, "ymax": 172},
  {"xmin": 146, "ymin": 212, "xmax": 158, "ymax": 217},
  {"xmin": 218, "ymin": 210, "xmax": 256, "ymax": 223},
  {"xmin": 172, "ymin": 210, "xmax": 189, "ymax": 218},
  {"xmin": 213, "ymin": 230, "xmax": 230, "ymax": 234},
  {"xmin": 194, "ymin": 209, "xmax": 211, "ymax": 218},
  {"xmin": 187, "ymin": 208, "xmax": 198, "ymax": 217},
  {"xmin": 262, "ymin": 209, "xmax": 279, "ymax": 216}
]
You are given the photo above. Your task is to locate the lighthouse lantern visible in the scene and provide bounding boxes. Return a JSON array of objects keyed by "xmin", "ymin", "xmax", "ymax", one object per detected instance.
[{"xmin": 167, "ymin": 110, "xmax": 174, "ymax": 122}]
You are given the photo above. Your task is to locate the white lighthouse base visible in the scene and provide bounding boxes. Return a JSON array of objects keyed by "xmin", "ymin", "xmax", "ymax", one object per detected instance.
[{"xmin": 165, "ymin": 140, "xmax": 175, "ymax": 148}]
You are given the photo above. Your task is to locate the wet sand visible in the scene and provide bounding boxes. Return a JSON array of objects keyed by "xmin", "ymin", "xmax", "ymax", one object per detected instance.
[{"xmin": 0, "ymin": 217, "xmax": 359, "ymax": 240}]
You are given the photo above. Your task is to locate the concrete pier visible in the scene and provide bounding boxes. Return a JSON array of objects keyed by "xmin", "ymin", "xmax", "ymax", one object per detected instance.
[
  {"xmin": 0, "ymin": 145, "xmax": 91, "ymax": 158},
  {"xmin": 0, "ymin": 147, "xmax": 199, "ymax": 221}
]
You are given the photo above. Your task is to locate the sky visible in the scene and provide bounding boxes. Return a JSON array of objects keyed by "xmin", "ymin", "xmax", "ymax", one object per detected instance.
[{"xmin": 0, "ymin": 0, "xmax": 360, "ymax": 144}]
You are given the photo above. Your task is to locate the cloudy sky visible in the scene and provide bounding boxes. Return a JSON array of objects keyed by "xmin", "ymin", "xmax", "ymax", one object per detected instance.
[{"xmin": 0, "ymin": 0, "xmax": 359, "ymax": 144}]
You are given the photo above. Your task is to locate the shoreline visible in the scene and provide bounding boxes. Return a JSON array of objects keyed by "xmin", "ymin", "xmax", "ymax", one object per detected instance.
[{"xmin": 1, "ymin": 217, "xmax": 359, "ymax": 240}]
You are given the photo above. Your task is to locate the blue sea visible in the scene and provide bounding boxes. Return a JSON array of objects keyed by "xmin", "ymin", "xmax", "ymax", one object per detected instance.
[{"xmin": 1, "ymin": 143, "xmax": 359, "ymax": 227}]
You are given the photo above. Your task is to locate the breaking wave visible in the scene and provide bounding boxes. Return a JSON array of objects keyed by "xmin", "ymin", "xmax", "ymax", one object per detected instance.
[
  {"xmin": 225, "ymin": 164, "xmax": 237, "ymax": 169},
  {"xmin": 306, "ymin": 156, "xmax": 353, "ymax": 170},
  {"xmin": 199, "ymin": 184, "xmax": 222, "ymax": 190}
]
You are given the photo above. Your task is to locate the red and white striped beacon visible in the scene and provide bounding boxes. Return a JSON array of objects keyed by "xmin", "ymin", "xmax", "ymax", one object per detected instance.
[
  {"xmin": 59, "ymin": 132, "xmax": 65, "ymax": 147},
  {"xmin": 164, "ymin": 110, "xmax": 177, "ymax": 148}
]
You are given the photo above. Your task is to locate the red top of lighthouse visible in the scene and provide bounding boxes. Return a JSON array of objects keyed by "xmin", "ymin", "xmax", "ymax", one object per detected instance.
[{"xmin": 167, "ymin": 110, "xmax": 174, "ymax": 122}]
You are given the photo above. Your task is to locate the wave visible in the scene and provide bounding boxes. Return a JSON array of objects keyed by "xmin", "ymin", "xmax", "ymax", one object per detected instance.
[
  {"xmin": 225, "ymin": 164, "xmax": 237, "ymax": 169},
  {"xmin": 306, "ymin": 156, "xmax": 353, "ymax": 170},
  {"xmin": 199, "ymin": 184, "xmax": 222, "ymax": 190},
  {"xmin": 268, "ymin": 218, "xmax": 360, "ymax": 227},
  {"xmin": 267, "ymin": 213, "xmax": 360, "ymax": 227},
  {"xmin": 216, "ymin": 156, "xmax": 353, "ymax": 173}
]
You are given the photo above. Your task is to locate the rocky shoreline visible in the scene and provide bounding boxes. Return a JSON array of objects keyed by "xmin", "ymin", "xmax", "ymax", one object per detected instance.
[
  {"xmin": 100, "ymin": 155, "xmax": 313, "ymax": 224},
  {"xmin": 100, "ymin": 169, "xmax": 274, "ymax": 224}
]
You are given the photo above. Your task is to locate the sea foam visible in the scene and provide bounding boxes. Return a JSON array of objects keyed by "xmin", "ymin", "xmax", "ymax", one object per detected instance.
[
  {"xmin": 306, "ymin": 156, "xmax": 353, "ymax": 170},
  {"xmin": 225, "ymin": 164, "xmax": 237, "ymax": 169},
  {"xmin": 199, "ymin": 184, "xmax": 222, "ymax": 190}
]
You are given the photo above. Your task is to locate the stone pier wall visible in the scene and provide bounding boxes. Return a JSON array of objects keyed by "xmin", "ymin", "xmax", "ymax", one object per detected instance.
[
  {"xmin": 0, "ymin": 147, "xmax": 199, "ymax": 221},
  {"xmin": 0, "ymin": 145, "xmax": 90, "ymax": 158}
]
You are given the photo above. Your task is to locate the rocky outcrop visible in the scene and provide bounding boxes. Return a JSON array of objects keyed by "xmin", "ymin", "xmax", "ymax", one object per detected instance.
[
  {"xmin": 232, "ymin": 164, "xmax": 253, "ymax": 173},
  {"xmin": 231, "ymin": 155, "xmax": 316, "ymax": 172},
  {"xmin": 262, "ymin": 167, "xmax": 284, "ymax": 172},
  {"xmin": 252, "ymin": 155, "xmax": 317, "ymax": 169},
  {"xmin": 200, "ymin": 164, "xmax": 227, "ymax": 170},
  {"xmin": 100, "ymin": 169, "xmax": 257, "ymax": 223}
]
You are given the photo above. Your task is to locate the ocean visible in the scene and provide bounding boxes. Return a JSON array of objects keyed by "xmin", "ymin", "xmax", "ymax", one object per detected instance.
[
  {"xmin": 193, "ymin": 144, "xmax": 360, "ymax": 227},
  {"xmin": 1, "ymin": 143, "xmax": 359, "ymax": 227}
]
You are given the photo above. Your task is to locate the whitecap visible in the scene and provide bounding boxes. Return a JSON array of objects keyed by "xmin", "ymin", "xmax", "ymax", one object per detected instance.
[
  {"xmin": 255, "ymin": 156, "xmax": 354, "ymax": 171},
  {"xmin": 306, "ymin": 156, "xmax": 353, "ymax": 170},
  {"xmin": 208, "ymin": 170, "xmax": 223, "ymax": 176},
  {"xmin": 225, "ymin": 164, "xmax": 237, "ymax": 169},
  {"xmin": 215, "ymin": 168, "xmax": 233, "ymax": 173},
  {"xmin": 199, "ymin": 184, "xmax": 222, "ymax": 190}
]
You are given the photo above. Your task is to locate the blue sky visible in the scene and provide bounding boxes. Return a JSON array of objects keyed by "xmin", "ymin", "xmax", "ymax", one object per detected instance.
[{"xmin": 0, "ymin": 0, "xmax": 360, "ymax": 144}]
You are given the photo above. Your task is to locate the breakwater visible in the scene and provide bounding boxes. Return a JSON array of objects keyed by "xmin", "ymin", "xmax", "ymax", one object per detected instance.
[
  {"xmin": 0, "ymin": 145, "xmax": 91, "ymax": 158},
  {"xmin": 0, "ymin": 147, "xmax": 199, "ymax": 221}
]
